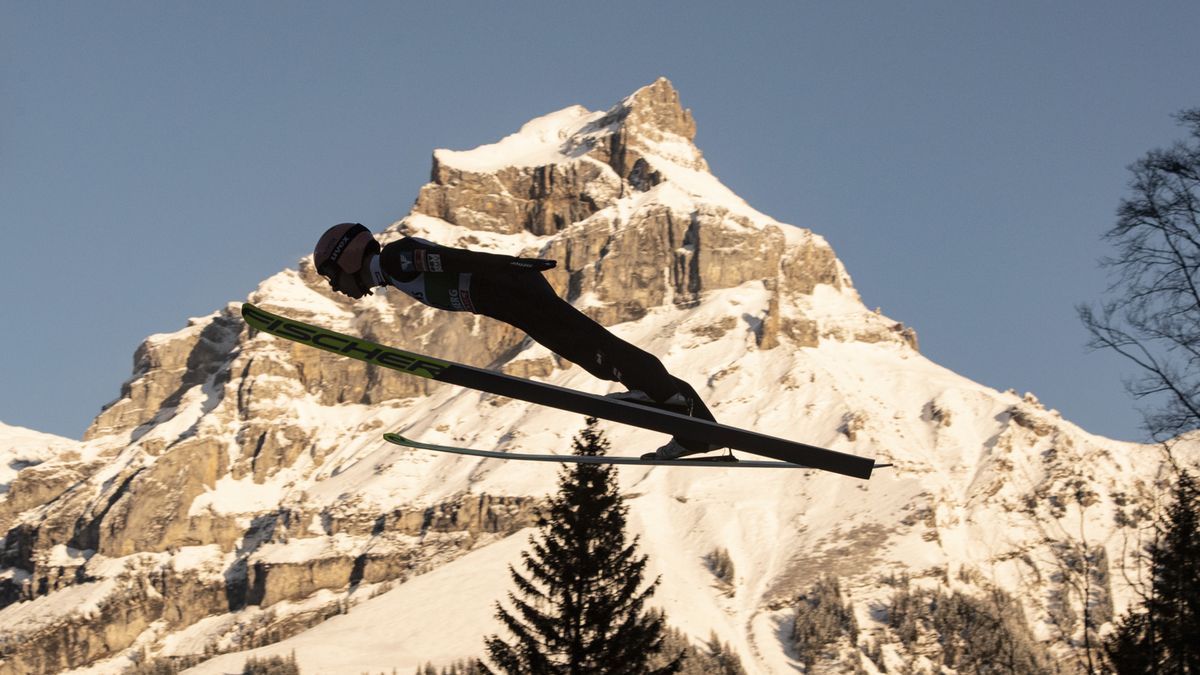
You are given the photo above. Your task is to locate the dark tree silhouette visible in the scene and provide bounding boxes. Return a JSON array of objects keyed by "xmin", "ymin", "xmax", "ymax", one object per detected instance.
[
  {"xmin": 1105, "ymin": 471, "xmax": 1200, "ymax": 673},
  {"xmin": 484, "ymin": 419, "xmax": 681, "ymax": 674}
]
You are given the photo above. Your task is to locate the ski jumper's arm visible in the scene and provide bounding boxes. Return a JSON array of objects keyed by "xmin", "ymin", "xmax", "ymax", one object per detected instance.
[{"xmin": 379, "ymin": 237, "xmax": 556, "ymax": 280}]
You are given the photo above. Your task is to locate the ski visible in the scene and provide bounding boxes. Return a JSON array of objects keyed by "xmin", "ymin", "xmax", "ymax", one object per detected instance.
[
  {"xmin": 241, "ymin": 303, "xmax": 881, "ymax": 479},
  {"xmin": 384, "ymin": 433, "xmax": 808, "ymax": 468}
]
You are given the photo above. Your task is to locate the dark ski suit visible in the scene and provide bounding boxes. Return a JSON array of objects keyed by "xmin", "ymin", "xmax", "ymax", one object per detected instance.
[{"xmin": 377, "ymin": 237, "xmax": 716, "ymax": 426}]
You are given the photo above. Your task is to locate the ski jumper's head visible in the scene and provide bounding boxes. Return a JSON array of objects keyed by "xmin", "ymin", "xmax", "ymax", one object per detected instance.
[{"xmin": 314, "ymin": 223, "xmax": 381, "ymax": 299}]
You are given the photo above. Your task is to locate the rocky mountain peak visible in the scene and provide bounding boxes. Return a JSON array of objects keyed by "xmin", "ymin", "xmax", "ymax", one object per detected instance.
[
  {"xmin": 1, "ymin": 80, "xmax": 1183, "ymax": 674},
  {"xmin": 416, "ymin": 77, "xmax": 718, "ymax": 235},
  {"xmin": 605, "ymin": 77, "xmax": 707, "ymax": 174},
  {"xmin": 619, "ymin": 77, "xmax": 698, "ymax": 142}
]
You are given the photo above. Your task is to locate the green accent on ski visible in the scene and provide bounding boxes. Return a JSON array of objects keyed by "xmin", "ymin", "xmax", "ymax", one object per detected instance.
[
  {"xmin": 241, "ymin": 303, "xmax": 450, "ymax": 379},
  {"xmin": 241, "ymin": 303, "xmax": 881, "ymax": 479},
  {"xmin": 383, "ymin": 433, "xmax": 808, "ymax": 469}
]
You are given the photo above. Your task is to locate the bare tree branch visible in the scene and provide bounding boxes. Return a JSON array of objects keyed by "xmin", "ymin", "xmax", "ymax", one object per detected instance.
[{"xmin": 1080, "ymin": 108, "xmax": 1200, "ymax": 445}]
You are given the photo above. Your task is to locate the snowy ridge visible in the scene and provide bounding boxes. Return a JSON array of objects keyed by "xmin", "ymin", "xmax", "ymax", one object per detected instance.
[
  {"xmin": 0, "ymin": 421, "xmax": 78, "ymax": 494},
  {"xmin": 434, "ymin": 105, "xmax": 611, "ymax": 172}
]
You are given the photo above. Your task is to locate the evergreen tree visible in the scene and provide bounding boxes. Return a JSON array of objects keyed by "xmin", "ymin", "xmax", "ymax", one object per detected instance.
[
  {"xmin": 705, "ymin": 548, "xmax": 735, "ymax": 587},
  {"xmin": 701, "ymin": 632, "xmax": 748, "ymax": 675},
  {"xmin": 241, "ymin": 651, "xmax": 300, "ymax": 675},
  {"xmin": 887, "ymin": 583, "xmax": 1051, "ymax": 673},
  {"xmin": 484, "ymin": 418, "xmax": 682, "ymax": 674},
  {"xmin": 1106, "ymin": 611, "xmax": 1155, "ymax": 674},
  {"xmin": 646, "ymin": 621, "xmax": 747, "ymax": 675},
  {"xmin": 1106, "ymin": 470, "xmax": 1200, "ymax": 673},
  {"xmin": 792, "ymin": 575, "xmax": 858, "ymax": 668},
  {"xmin": 415, "ymin": 661, "xmax": 484, "ymax": 675}
]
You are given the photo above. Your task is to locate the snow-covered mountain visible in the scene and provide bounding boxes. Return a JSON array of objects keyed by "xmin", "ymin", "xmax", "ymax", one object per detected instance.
[
  {"xmin": 0, "ymin": 423, "xmax": 79, "ymax": 497},
  {"xmin": 1, "ymin": 78, "xmax": 1192, "ymax": 674}
]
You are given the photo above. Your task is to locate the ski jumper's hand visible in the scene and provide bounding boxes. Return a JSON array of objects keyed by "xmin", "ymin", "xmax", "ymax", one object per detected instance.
[{"xmin": 508, "ymin": 258, "xmax": 557, "ymax": 271}]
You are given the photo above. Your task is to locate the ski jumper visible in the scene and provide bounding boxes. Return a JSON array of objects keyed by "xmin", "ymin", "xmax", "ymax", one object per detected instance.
[{"xmin": 377, "ymin": 237, "xmax": 716, "ymax": 423}]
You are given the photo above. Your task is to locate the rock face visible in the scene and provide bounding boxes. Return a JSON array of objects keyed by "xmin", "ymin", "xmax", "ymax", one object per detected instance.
[
  {"xmin": 0, "ymin": 79, "xmax": 1183, "ymax": 674},
  {"xmin": 413, "ymin": 79, "xmax": 701, "ymax": 238}
]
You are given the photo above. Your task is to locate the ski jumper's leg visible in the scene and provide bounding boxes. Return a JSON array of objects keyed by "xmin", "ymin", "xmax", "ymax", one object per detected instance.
[
  {"xmin": 471, "ymin": 271, "xmax": 715, "ymax": 422},
  {"xmin": 666, "ymin": 376, "xmax": 716, "ymax": 423}
]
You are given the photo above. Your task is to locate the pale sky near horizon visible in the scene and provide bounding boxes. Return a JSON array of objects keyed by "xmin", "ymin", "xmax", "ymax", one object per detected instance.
[{"xmin": 3, "ymin": 2, "xmax": 1198, "ymax": 442}]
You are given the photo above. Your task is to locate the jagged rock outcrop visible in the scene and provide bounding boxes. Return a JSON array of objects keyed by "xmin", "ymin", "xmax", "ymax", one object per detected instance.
[
  {"xmin": 412, "ymin": 78, "xmax": 700, "ymax": 237},
  {"xmin": 86, "ymin": 312, "xmax": 243, "ymax": 443}
]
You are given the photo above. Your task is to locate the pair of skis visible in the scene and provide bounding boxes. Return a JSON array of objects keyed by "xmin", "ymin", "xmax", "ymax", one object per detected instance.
[{"xmin": 241, "ymin": 303, "xmax": 885, "ymax": 479}]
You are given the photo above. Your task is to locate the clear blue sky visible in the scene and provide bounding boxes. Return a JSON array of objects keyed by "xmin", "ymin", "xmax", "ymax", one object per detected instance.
[{"xmin": 3, "ymin": 2, "xmax": 1197, "ymax": 441}]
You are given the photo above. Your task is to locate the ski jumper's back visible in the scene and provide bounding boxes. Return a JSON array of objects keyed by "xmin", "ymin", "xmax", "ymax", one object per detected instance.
[{"xmin": 377, "ymin": 236, "xmax": 549, "ymax": 313}]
